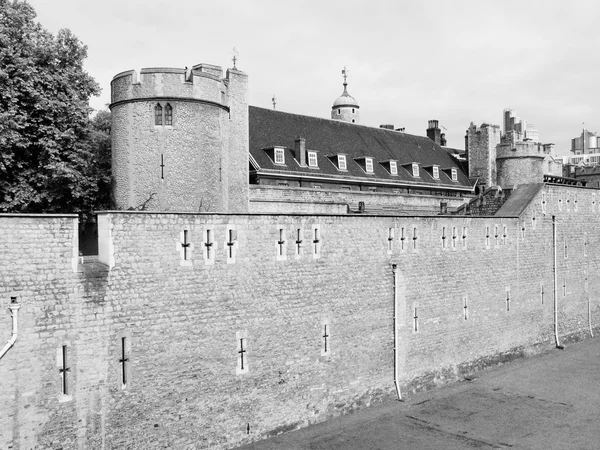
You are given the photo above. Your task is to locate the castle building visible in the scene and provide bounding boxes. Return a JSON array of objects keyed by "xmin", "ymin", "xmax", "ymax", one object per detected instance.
[{"xmin": 2, "ymin": 60, "xmax": 598, "ymax": 450}]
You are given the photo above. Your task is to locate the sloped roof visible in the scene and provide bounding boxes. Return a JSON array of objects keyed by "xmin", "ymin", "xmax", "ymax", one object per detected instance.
[{"xmin": 249, "ymin": 106, "xmax": 472, "ymax": 190}]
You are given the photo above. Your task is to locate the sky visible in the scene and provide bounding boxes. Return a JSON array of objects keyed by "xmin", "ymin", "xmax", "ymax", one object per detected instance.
[{"xmin": 27, "ymin": 0, "xmax": 600, "ymax": 156}]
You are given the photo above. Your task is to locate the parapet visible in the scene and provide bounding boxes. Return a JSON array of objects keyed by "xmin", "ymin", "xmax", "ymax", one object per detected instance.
[
  {"xmin": 110, "ymin": 64, "xmax": 233, "ymax": 107},
  {"xmin": 496, "ymin": 140, "xmax": 545, "ymax": 160}
]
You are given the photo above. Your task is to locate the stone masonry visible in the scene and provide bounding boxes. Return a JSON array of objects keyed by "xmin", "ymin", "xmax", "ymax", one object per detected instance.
[{"xmin": 1, "ymin": 183, "xmax": 599, "ymax": 449}]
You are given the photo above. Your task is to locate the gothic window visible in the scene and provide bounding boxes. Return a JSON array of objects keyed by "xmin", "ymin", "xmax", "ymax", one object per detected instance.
[
  {"xmin": 154, "ymin": 104, "xmax": 163, "ymax": 125},
  {"xmin": 164, "ymin": 103, "xmax": 173, "ymax": 126}
]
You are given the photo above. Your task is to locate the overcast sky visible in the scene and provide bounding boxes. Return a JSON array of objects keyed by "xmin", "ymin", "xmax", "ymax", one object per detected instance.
[{"xmin": 28, "ymin": 0, "xmax": 600, "ymax": 155}]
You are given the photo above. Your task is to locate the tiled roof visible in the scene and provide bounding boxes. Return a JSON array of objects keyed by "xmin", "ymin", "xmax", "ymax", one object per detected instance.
[{"xmin": 249, "ymin": 106, "xmax": 472, "ymax": 190}]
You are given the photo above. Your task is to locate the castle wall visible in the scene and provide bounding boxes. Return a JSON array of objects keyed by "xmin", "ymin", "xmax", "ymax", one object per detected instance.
[
  {"xmin": 249, "ymin": 185, "xmax": 468, "ymax": 214},
  {"xmin": 1, "ymin": 184, "xmax": 599, "ymax": 449}
]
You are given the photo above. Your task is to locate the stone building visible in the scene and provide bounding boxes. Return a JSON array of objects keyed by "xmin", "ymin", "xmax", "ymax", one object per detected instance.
[{"xmin": 1, "ymin": 60, "xmax": 598, "ymax": 450}]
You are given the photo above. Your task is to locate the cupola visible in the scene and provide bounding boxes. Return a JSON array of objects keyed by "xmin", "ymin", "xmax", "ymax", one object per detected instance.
[{"xmin": 331, "ymin": 67, "xmax": 360, "ymax": 124}]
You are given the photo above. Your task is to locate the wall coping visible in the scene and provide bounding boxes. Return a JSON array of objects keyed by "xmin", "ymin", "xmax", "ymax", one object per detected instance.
[{"xmin": 0, "ymin": 213, "xmax": 78, "ymax": 218}]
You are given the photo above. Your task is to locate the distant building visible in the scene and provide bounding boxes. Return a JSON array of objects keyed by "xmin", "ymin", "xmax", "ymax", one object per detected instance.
[{"xmin": 503, "ymin": 108, "xmax": 539, "ymax": 142}]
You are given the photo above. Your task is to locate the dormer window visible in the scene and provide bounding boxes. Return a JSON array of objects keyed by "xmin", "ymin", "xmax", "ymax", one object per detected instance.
[
  {"xmin": 412, "ymin": 163, "xmax": 419, "ymax": 177},
  {"xmin": 338, "ymin": 154, "xmax": 347, "ymax": 170},
  {"xmin": 308, "ymin": 151, "xmax": 318, "ymax": 167},
  {"xmin": 432, "ymin": 166, "xmax": 439, "ymax": 179},
  {"xmin": 274, "ymin": 148, "xmax": 285, "ymax": 164},
  {"xmin": 451, "ymin": 168, "xmax": 458, "ymax": 181},
  {"xmin": 390, "ymin": 161, "xmax": 398, "ymax": 175},
  {"xmin": 365, "ymin": 157, "xmax": 374, "ymax": 173}
]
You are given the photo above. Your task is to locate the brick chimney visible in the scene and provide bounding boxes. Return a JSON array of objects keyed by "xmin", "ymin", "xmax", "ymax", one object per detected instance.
[
  {"xmin": 295, "ymin": 138, "xmax": 306, "ymax": 166},
  {"xmin": 427, "ymin": 120, "xmax": 442, "ymax": 145}
]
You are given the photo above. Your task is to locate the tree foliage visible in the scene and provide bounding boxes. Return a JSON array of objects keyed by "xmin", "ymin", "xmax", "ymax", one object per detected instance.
[{"xmin": 0, "ymin": 0, "xmax": 109, "ymax": 218}]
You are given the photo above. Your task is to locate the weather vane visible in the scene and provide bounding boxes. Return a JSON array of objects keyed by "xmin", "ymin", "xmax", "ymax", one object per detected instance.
[
  {"xmin": 272, "ymin": 95, "xmax": 277, "ymax": 110},
  {"xmin": 232, "ymin": 47, "xmax": 239, "ymax": 69},
  {"xmin": 342, "ymin": 66, "xmax": 349, "ymax": 85}
]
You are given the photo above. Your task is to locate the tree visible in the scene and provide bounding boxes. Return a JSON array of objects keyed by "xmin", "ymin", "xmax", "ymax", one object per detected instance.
[{"xmin": 0, "ymin": 0, "xmax": 107, "ymax": 218}]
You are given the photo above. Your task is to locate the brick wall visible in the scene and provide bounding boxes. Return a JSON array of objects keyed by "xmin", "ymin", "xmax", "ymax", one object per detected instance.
[{"xmin": 1, "ymin": 184, "xmax": 599, "ymax": 449}]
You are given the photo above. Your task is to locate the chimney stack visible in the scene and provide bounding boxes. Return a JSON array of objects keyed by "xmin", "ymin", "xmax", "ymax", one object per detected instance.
[
  {"xmin": 294, "ymin": 138, "xmax": 306, "ymax": 166},
  {"xmin": 427, "ymin": 119, "xmax": 442, "ymax": 145}
]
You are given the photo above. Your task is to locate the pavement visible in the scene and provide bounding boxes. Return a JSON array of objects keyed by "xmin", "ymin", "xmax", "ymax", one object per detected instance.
[{"xmin": 236, "ymin": 336, "xmax": 600, "ymax": 449}]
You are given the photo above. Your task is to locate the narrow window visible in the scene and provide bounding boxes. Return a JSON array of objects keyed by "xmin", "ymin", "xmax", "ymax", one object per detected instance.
[
  {"xmin": 506, "ymin": 290, "xmax": 511, "ymax": 312},
  {"xmin": 540, "ymin": 284, "xmax": 544, "ymax": 304},
  {"xmin": 584, "ymin": 235, "xmax": 588, "ymax": 257},
  {"xmin": 308, "ymin": 151, "xmax": 318, "ymax": 167},
  {"xmin": 441, "ymin": 226, "xmax": 447, "ymax": 248},
  {"xmin": 541, "ymin": 192, "xmax": 547, "ymax": 215},
  {"xmin": 521, "ymin": 223, "xmax": 526, "ymax": 240},
  {"xmin": 494, "ymin": 225, "xmax": 499, "ymax": 247},
  {"xmin": 164, "ymin": 103, "xmax": 173, "ymax": 126},
  {"xmin": 400, "ymin": 227, "xmax": 406, "ymax": 250},
  {"xmin": 321, "ymin": 322, "xmax": 330, "ymax": 356},
  {"xmin": 295, "ymin": 228, "xmax": 303, "ymax": 257},
  {"xmin": 413, "ymin": 307, "xmax": 419, "ymax": 332},
  {"xmin": 312, "ymin": 226, "xmax": 321, "ymax": 257},
  {"xmin": 463, "ymin": 297, "xmax": 468, "ymax": 320},
  {"xmin": 593, "ymin": 193, "xmax": 597, "ymax": 213},
  {"xmin": 277, "ymin": 228, "xmax": 286, "ymax": 260},
  {"xmin": 563, "ymin": 279, "xmax": 567, "ymax": 297},
  {"xmin": 204, "ymin": 229, "xmax": 214, "ymax": 262},
  {"xmin": 485, "ymin": 226, "xmax": 490, "ymax": 248},
  {"xmin": 412, "ymin": 163, "xmax": 419, "ymax": 177},
  {"xmin": 365, "ymin": 158, "xmax": 374, "ymax": 173},
  {"xmin": 432, "ymin": 166, "xmax": 439, "ymax": 179},
  {"xmin": 60, "ymin": 345, "xmax": 70, "ymax": 395},
  {"xmin": 338, "ymin": 108, "xmax": 341, "ymax": 115},
  {"xmin": 119, "ymin": 337, "xmax": 129, "ymax": 388},
  {"xmin": 160, "ymin": 154, "xmax": 165, "ymax": 180},
  {"xmin": 387, "ymin": 227, "xmax": 394, "ymax": 252},
  {"xmin": 237, "ymin": 337, "xmax": 248, "ymax": 374},
  {"xmin": 574, "ymin": 193, "xmax": 578, "ymax": 211},
  {"xmin": 351, "ymin": 119, "xmax": 355, "ymax": 123},
  {"xmin": 462, "ymin": 226, "xmax": 467, "ymax": 248},
  {"xmin": 274, "ymin": 148, "xmax": 285, "ymax": 164},
  {"xmin": 412, "ymin": 227, "xmax": 418, "ymax": 250},
  {"xmin": 226, "ymin": 228, "xmax": 237, "ymax": 261},
  {"xmin": 558, "ymin": 192, "xmax": 563, "ymax": 211},
  {"xmin": 390, "ymin": 161, "xmax": 398, "ymax": 175},
  {"xmin": 451, "ymin": 168, "xmax": 458, "ymax": 181},
  {"xmin": 154, "ymin": 103, "xmax": 163, "ymax": 125},
  {"xmin": 452, "ymin": 227, "xmax": 457, "ymax": 249},
  {"xmin": 502, "ymin": 225, "xmax": 507, "ymax": 245},
  {"xmin": 338, "ymin": 155, "xmax": 347, "ymax": 170},
  {"xmin": 352, "ymin": 108, "xmax": 355, "ymax": 113},
  {"xmin": 564, "ymin": 238, "xmax": 568, "ymax": 259},
  {"xmin": 531, "ymin": 211, "xmax": 536, "ymax": 229},
  {"xmin": 181, "ymin": 230, "xmax": 191, "ymax": 261}
]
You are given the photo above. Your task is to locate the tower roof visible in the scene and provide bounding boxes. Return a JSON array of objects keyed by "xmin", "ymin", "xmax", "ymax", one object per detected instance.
[{"xmin": 332, "ymin": 67, "xmax": 359, "ymax": 108}]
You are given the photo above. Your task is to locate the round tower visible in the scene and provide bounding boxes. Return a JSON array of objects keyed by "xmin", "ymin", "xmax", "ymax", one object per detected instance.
[
  {"xmin": 331, "ymin": 68, "xmax": 359, "ymax": 124},
  {"xmin": 110, "ymin": 63, "xmax": 249, "ymax": 213},
  {"xmin": 496, "ymin": 138, "xmax": 545, "ymax": 188}
]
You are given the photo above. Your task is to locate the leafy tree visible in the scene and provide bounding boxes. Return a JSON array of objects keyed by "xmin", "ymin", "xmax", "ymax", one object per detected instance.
[{"xmin": 0, "ymin": 0, "xmax": 107, "ymax": 219}]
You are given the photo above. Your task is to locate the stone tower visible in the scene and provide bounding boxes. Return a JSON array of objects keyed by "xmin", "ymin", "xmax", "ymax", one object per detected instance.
[
  {"xmin": 466, "ymin": 122, "xmax": 502, "ymax": 188},
  {"xmin": 331, "ymin": 68, "xmax": 359, "ymax": 124},
  {"xmin": 110, "ymin": 63, "xmax": 249, "ymax": 213},
  {"xmin": 496, "ymin": 133, "xmax": 545, "ymax": 188}
]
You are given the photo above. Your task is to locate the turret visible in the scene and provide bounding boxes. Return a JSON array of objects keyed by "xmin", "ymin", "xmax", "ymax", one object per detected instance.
[
  {"xmin": 331, "ymin": 67, "xmax": 360, "ymax": 124},
  {"xmin": 466, "ymin": 122, "xmax": 501, "ymax": 188},
  {"xmin": 110, "ymin": 63, "xmax": 249, "ymax": 213}
]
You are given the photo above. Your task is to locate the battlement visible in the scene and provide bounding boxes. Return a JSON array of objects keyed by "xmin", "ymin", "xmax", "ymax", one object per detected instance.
[
  {"xmin": 110, "ymin": 64, "xmax": 245, "ymax": 107},
  {"xmin": 496, "ymin": 140, "xmax": 546, "ymax": 160}
]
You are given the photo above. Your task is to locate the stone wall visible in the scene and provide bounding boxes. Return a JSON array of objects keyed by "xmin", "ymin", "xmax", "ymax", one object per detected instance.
[
  {"xmin": 467, "ymin": 123, "xmax": 501, "ymax": 187},
  {"xmin": 1, "ymin": 183, "xmax": 599, "ymax": 449},
  {"xmin": 249, "ymin": 185, "xmax": 469, "ymax": 214}
]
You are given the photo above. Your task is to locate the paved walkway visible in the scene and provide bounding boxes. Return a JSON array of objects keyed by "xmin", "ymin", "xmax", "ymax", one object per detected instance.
[{"xmin": 236, "ymin": 337, "xmax": 600, "ymax": 449}]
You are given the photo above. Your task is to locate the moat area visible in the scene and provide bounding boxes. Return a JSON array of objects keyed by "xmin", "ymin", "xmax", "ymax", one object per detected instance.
[{"xmin": 237, "ymin": 337, "xmax": 600, "ymax": 449}]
